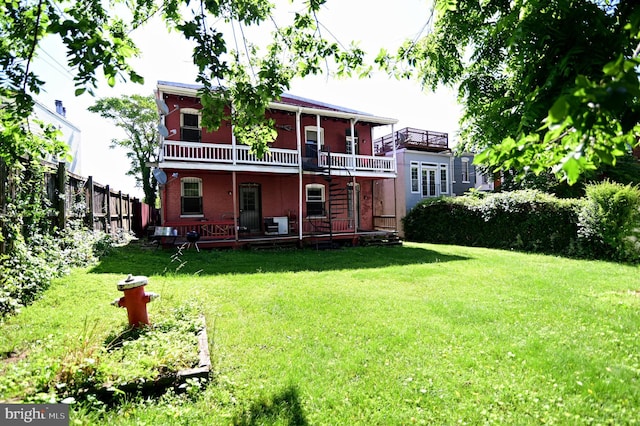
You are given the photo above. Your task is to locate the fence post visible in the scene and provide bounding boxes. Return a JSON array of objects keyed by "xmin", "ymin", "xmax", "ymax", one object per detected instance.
[
  {"xmin": 86, "ymin": 176, "xmax": 95, "ymax": 231},
  {"xmin": 56, "ymin": 162, "xmax": 67, "ymax": 229},
  {"xmin": 118, "ymin": 190, "xmax": 123, "ymax": 232},
  {"xmin": 105, "ymin": 185, "xmax": 111, "ymax": 234}
]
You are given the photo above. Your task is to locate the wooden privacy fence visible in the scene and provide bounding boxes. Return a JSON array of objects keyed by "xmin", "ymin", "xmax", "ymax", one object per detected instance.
[{"xmin": 42, "ymin": 161, "xmax": 154, "ymax": 236}]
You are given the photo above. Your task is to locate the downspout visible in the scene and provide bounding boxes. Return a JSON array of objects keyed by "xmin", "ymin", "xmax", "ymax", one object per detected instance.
[{"xmin": 297, "ymin": 108, "xmax": 303, "ymax": 242}]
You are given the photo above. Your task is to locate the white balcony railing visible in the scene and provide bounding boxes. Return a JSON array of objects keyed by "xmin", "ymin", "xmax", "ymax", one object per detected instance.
[
  {"xmin": 319, "ymin": 152, "xmax": 395, "ymax": 173},
  {"xmin": 162, "ymin": 140, "xmax": 395, "ymax": 174},
  {"xmin": 162, "ymin": 141, "xmax": 299, "ymax": 167}
]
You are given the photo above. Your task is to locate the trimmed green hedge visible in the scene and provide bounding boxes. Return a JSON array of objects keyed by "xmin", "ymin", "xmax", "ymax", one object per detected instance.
[{"xmin": 403, "ymin": 184, "xmax": 640, "ymax": 262}]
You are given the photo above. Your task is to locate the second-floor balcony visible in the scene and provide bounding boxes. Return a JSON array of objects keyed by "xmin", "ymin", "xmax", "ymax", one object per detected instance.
[{"xmin": 160, "ymin": 140, "xmax": 396, "ymax": 176}]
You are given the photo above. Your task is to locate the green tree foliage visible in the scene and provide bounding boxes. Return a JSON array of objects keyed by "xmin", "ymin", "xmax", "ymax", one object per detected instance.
[
  {"xmin": 382, "ymin": 0, "xmax": 640, "ymax": 184},
  {"xmin": 1, "ymin": 0, "xmax": 367, "ymax": 167},
  {"xmin": 88, "ymin": 95, "xmax": 159, "ymax": 206},
  {"xmin": 0, "ymin": 0, "xmax": 367, "ymax": 256}
]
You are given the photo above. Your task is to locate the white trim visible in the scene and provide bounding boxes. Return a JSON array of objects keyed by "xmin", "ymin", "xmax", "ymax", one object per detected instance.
[
  {"xmin": 305, "ymin": 183, "xmax": 326, "ymax": 218},
  {"xmin": 461, "ymin": 158, "xmax": 470, "ymax": 183},
  {"xmin": 410, "ymin": 162, "xmax": 420, "ymax": 194}
]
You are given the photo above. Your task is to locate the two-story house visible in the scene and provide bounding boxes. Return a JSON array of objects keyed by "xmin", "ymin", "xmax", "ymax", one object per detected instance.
[{"xmin": 152, "ymin": 81, "xmax": 400, "ymax": 248}]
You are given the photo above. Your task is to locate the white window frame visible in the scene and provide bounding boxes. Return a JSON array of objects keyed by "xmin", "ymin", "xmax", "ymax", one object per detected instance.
[
  {"xmin": 461, "ymin": 158, "xmax": 470, "ymax": 183},
  {"xmin": 440, "ymin": 164, "xmax": 449, "ymax": 195},
  {"xmin": 345, "ymin": 136, "xmax": 359, "ymax": 155},
  {"xmin": 305, "ymin": 183, "xmax": 326, "ymax": 218},
  {"xmin": 410, "ymin": 162, "xmax": 419, "ymax": 193},
  {"xmin": 180, "ymin": 177, "xmax": 203, "ymax": 217},
  {"xmin": 180, "ymin": 108, "xmax": 201, "ymax": 142},
  {"xmin": 421, "ymin": 163, "xmax": 438, "ymax": 198},
  {"xmin": 304, "ymin": 126, "xmax": 324, "ymax": 155}
]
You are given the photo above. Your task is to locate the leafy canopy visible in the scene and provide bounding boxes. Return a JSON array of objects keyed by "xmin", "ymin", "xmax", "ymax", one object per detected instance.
[
  {"xmin": 88, "ymin": 95, "xmax": 160, "ymax": 206},
  {"xmin": 381, "ymin": 0, "xmax": 640, "ymax": 184},
  {"xmin": 1, "ymin": 0, "xmax": 368, "ymax": 165}
]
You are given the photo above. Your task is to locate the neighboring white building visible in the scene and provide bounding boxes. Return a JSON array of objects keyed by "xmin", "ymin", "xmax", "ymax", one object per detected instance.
[{"xmin": 32, "ymin": 99, "xmax": 82, "ymax": 174}]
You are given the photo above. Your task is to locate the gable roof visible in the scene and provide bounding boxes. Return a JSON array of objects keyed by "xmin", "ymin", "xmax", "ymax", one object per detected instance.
[{"xmin": 157, "ymin": 80, "xmax": 397, "ymax": 126}]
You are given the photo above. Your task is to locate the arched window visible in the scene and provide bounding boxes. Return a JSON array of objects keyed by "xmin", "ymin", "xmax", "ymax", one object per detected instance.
[{"xmin": 181, "ymin": 177, "xmax": 203, "ymax": 216}]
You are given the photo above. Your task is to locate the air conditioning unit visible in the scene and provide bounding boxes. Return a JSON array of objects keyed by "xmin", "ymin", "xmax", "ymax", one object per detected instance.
[{"xmin": 272, "ymin": 216, "xmax": 289, "ymax": 235}]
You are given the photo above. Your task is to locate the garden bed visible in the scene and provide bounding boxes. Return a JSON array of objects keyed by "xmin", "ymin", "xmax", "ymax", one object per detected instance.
[{"xmin": 1, "ymin": 303, "xmax": 210, "ymax": 406}]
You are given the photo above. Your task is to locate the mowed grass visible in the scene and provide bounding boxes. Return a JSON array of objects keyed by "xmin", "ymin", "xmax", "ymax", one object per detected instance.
[{"xmin": 1, "ymin": 242, "xmax": 639, "ymax": 424}]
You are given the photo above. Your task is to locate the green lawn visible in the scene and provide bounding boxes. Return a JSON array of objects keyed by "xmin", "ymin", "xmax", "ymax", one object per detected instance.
[{"xmin": 1, "ymin": 242, "xmax": 639, "ymax": 425}]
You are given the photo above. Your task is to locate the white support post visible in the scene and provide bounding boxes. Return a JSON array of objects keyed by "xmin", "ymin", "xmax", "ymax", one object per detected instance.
[
  {"xmin": 316, "ymin": 114, "xmax": 321, "ymax": 165},
  {"xmin": 297, "ymin": 109, "xmax": 303, "ymax": 241}
]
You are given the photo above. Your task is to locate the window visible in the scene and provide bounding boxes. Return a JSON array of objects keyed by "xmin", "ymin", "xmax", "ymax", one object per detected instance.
[
  {"xmin": 421, "ymin": 163, "xmax": 437, "ymax": 197},
  {"xmin": 480, "ymin": 172, "xmax": 489, "ymax": 185},
  {"xmin": 181, "ymin": 177, "xmax": 203, "ymax": 216},
  {"xmin": 305, "ymin": 126, "xmax": 323, "ymax": 157},
  {"xmin": 347, "ymin": 182, "xmax": 360, "ymax": 220},
  {"xmin": 461, "ymin": 158, "xmax": 470, "ymax": 183},
  {"xmin": 305, "ymin": 184, "xmax": 325, "ymax": 217},
  {"xmin": 345, "ymin": 136, "xmax": 359, "ymax": 155},
  {"xmin": 440, "ymin": 165, "xmax": 449, "ymax": 194},
  {"xmin": 345, "ymin": 128, "xmax": 359, "ymax": 155},
  {"xmin": 410, "ymin": 162, "xmax": 419, "ymax": 193},
  {"xmin": 181, "ymin": 108, "xmax": 201, "ymax": 142}
]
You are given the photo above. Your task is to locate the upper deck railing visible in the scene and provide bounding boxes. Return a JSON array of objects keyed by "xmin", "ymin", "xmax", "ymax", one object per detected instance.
[
  {"xmin": 161, "ymin": 140, "xmax": 396, "ymax": 174},
  {"xmin": 162, "ymin": 141, "xmax": 299, "ymax": 167},
  {"xmin": 374, "ymin": 127, "xmax": 449, "ymax": 154}
]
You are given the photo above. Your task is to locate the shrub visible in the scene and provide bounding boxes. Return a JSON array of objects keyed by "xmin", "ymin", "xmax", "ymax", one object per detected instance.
[
  {"xmin": 403, "ymin": 190, "xmax": 582, "ymax": 256},
  {"xmin": 577, "ymin": 181, "xmax": 640, "ymax": 262},
  {"xmin": 0, "ymin": 222, "xmax": 115, "ymax": 319}
]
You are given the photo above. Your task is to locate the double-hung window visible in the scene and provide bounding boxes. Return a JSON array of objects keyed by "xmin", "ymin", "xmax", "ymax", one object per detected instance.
[
  {"xmin": 181, "ymin": 177, "xmax": 203, "ymax": 216},
  {"xmin": 181, "ymin": 108, "xmax": 201, "ymax": 142},
  {"xmin": 305, "ymin": 184, "xmax": 325, "ymax": 217}
]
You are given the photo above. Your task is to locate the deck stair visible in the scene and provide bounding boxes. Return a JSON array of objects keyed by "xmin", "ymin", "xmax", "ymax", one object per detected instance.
[{"xmin": 359, "ymin": 233, "xmax": 403, "ymax": 247}]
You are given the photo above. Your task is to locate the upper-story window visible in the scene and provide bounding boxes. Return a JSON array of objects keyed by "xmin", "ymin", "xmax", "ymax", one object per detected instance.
[
  {"xmin": 181, "ymin": 177, "xmax": 203, "ymax": 216},
  {"xmin": 346, "ymin": 129, "xmax": 359, "ymax": 155},
  {"xmin": 305, "ymin": 126, "xmax": 324, "ymax": 157},
  {"xmin": 461, "ymin": 158, "xmax": 470, "ymax": 183},
  {"xmin": 181, "ymin": 108, "xmax": 201, "ymax": 142}
]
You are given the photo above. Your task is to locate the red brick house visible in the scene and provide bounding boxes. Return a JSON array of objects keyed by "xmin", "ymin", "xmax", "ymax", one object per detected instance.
[{"xmin": 152, "ymin": 81, "xmax": 400, "ymax": 248}]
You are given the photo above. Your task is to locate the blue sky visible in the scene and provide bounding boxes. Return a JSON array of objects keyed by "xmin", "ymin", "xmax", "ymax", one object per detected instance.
[{"xmin": 33, "ymin": 0, "xmax": 461, "ymax": 198}]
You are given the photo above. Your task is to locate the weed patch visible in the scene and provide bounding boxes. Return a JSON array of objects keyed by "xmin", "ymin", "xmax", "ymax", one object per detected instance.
[{"xmin": 0, "ymin": 303, "xmax": 207, "ymax": 408}]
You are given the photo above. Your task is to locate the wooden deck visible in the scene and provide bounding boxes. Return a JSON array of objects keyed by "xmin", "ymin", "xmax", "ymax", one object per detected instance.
[{"xmin": 153, "ymin": 229, "xmax": 400, "ymax": 250}]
